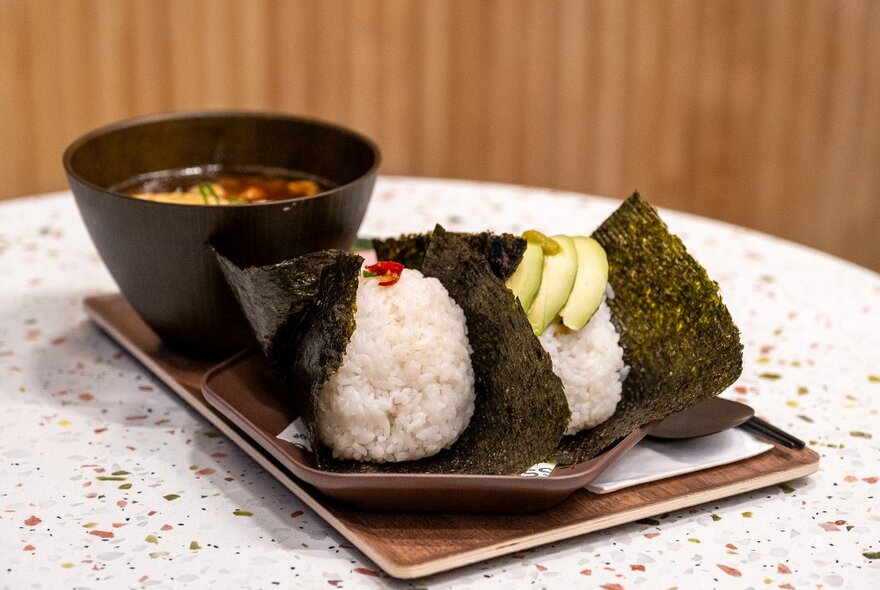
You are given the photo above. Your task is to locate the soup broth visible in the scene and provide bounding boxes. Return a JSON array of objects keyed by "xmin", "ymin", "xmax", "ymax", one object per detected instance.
[{"xmin": 114, "ymin": 166, "xmax": 335, "ymax": 205}]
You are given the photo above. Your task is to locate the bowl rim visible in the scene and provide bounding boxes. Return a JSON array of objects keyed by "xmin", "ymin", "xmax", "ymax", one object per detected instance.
[{"xmin": 62, "ymin": 109, "xmax": 382, "ymax": 208}]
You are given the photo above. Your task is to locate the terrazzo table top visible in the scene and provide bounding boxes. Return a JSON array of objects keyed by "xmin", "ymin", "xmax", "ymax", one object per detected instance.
[{"xmin": 1, "ymin": 177, "xmax": 878, "ymax": 589}]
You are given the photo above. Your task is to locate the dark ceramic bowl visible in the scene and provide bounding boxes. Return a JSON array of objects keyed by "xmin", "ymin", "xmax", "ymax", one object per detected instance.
[{"xmin": 64, "ymin": 111, "xmax": 380, "ymax": 358}]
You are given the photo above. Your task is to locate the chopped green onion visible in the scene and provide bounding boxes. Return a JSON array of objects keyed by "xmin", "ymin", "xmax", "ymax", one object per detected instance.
[
  {"xmin": 197, "ymin": 182, "xmax": 222, "ymax": 205},
  {"xmin": 362, "ymin": 270, "xmax": 379, "ymax": 278},
  {"xmin": 198, "ymin": 182, "xmax": 211, "ymax": 204}
]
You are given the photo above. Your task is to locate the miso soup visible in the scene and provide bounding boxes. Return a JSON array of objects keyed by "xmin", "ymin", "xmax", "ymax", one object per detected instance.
[{"xmin": 113, "ymin": 166, "xmax": 335, "ymax": 205}]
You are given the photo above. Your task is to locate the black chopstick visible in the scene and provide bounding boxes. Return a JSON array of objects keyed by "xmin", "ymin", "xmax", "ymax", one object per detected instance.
[{"xmin": 739, "ymin": 416, "xmax": 805, "ymax": 449}]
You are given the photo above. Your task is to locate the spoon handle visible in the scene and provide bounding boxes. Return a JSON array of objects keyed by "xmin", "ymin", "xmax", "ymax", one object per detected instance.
[{"xmin": 740, "ymin": 417, "xmax": 805, "ymax": 449}]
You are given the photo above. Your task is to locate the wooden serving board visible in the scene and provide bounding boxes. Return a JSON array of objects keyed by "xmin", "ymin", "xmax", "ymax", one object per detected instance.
[{"xmin": 83, "ymin": 294, "xmax": 820, "ymax": 580}]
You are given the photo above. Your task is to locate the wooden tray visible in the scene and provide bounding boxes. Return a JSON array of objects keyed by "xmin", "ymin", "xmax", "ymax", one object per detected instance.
[{"xmin": 83, "ymin": 293, "xmax": 820, "ymax": 580}]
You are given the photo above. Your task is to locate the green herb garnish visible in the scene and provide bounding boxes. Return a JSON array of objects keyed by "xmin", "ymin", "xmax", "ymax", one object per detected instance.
[{"xmin": 197, "ymin": 182, "xmax": 222, "ymax": 205}]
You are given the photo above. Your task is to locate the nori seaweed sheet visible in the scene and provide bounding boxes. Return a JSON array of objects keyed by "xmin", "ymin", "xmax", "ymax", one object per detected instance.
[
  {"xmin": 373, "ymin": 231, "xmax": 527, "ymax": 281},
  {"xmin": 372, "ymin": 233, "xmax": 432, "ymax": 270},
  {"xmin": 316, "ymin": 226, "xmax": 570, "ymax": 474},
  {"xmin": 215, "ymin": 249, "xmax": 363, "ymax": 416},
  {"xmin": 419, "ymin": 226, "xmax": 570, "ymax": 472},
  {"xmin": 554, "ymin": 193, "xmax": 744, "ymax": 464}
]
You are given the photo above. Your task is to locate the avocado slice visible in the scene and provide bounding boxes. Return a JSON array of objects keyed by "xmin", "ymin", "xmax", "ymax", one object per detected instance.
[
  {"xmin": 505, "ymin": 240, "xmax": 544, "ymax": 311},
  {"xmin": 560, "ymin": 236, "xmax": 609, "ymax": 330},
  {"xmin": 527, "ymin": 235, "xmax": 578, "ymax": 335}
]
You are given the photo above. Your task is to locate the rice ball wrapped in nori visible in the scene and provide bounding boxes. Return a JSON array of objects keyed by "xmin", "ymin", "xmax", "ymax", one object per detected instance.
[
  {"xmin": 216, "ymin": 237, "xmax": 571, "ymax": 475},
  {"xmin": 316, "ymin": 269, "xmax": 476, "ymax": 463}
]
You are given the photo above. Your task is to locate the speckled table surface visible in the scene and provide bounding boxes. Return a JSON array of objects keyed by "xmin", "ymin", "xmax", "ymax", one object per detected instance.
[{"xmin": 1, "ymin": 177, "xmax": 878, "ymax": 589}]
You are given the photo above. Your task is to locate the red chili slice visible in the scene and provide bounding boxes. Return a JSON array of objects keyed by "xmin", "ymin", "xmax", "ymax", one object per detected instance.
[
  {"xmin": 365, "ymin": 261, "xmax": 404, "ymax": 274},
  {"xmin": 363, "ymin": 261, "xmax": 404, "ymax": 286}
]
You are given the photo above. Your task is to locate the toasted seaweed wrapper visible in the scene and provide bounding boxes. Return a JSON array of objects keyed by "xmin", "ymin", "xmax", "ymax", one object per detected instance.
[
  {"xmin": 214, "ymin": 249, "xmax": 363, "ymax": 439},
  {"xmin": 417, "ymin": 226, "xmax": 570, "ymax": 473},
  {"xmin": 317, "ymin": 226, "xmax": 570, "ymax": 475},
  {"xmin": 554, "ymin": 193, "xmax": 744, "ymax": 464},
  {"xmin": 373, "ymin": 231, "xmax": 527, "ymax": 281}
]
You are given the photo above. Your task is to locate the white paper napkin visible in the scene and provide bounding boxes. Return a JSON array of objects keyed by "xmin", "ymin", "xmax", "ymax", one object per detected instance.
[{"xmin": 584, "ymin": 428, "xmax": 774, "ymax": 494}]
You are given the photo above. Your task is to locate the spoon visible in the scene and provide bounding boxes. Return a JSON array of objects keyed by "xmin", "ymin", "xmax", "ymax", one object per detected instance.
[
  {"xmin": 650, "ymin": 397, "xmax": 806, "ymax": 448},
  {"xmin": 649, "ymin": 397, "xmax": 754, "ymax": 440}
]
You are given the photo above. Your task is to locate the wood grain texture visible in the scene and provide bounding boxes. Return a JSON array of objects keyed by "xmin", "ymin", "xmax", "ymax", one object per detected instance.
[
  {"xmin": 327, "ymin": 445, "xmax": 818, "ymax": 574},
  {"xmin": 1, "ymin": 0, "xmax": 877, "ymax": 270}
]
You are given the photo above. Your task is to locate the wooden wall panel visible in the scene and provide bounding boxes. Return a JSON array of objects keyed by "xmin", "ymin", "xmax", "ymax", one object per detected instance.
[
  {"xmin": 0, "ymin": 0, "xmax": 877, "ymax": 271},
  {"xmin": 0, "ymin": 1, "xmax": 30, "ymax": 195}
]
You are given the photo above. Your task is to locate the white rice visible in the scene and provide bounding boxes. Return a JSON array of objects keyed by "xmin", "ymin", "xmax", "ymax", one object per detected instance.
[
  {"xmin": 539, "ymin": 301, "xmax": 627, "ymax": 435},
  {"xmin": 315, "ymin": 269, "xmax": 476, "ymax": 463}
]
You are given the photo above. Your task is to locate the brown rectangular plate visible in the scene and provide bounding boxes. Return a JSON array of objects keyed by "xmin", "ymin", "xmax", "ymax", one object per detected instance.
[
  {"xmin": 201, "ymin": 348, "xmax": 650, "ymax": 512},
  {"xmin": 83, "ymin": 294, "xmax": 820, "ymax": 579}
]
